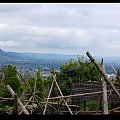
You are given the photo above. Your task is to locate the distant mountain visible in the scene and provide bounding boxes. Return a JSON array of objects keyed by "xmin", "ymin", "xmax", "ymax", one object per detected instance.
[
  {"xmin": 0, "ymin": 49, "xmax": 16, "ymax": 61},
  {"xmin": 22, "ymin": 52, "xmax": 79, "ymax": 62},
  {"xmin": 1, "ymin": 49, "xmax": 120, "ymax": 64},
  {"xmin": 0, "ymin": 49, "xmax": 120, "ymax": 73},
  {"xmin": 7, "ymin": 51, "xmax": 32, "ymax": 60},
  {"xmin": 0, "ymin": 49, "xmax": 31, "ymax": 61}
]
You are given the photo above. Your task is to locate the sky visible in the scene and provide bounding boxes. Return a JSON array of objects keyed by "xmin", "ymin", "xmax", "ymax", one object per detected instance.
[{"xmin": 0, "ymin": 3, "xmax": 120, "ymax": 57}]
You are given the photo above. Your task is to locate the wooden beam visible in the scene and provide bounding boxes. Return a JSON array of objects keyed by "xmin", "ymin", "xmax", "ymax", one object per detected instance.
[
  {"xmin": 0, "ymin": 97, "xmax": 13, "ymax": 100},
  {"xmin": 6, "ymin": 85, "xmax": 29, "ymax": 115},
  {"xmin": 86, "ymin": 51, "xmax": 120, "ymax": 99},
  {"xmin": 45, "ymin": 88, "xmax": 120, "ymax": 100},
  {"xmin": 109, "ymin": 106, "xmax": 120, "ymax": 112}
]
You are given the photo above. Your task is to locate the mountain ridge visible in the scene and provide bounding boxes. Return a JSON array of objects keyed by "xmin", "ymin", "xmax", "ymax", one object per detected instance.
[
  {"xmin": 0, "ymin": 49, "xmax": 120, "ymax": 73},
  {"xmin": 0, "ymin": 48, "xmax": 120, "ymax": 64}
]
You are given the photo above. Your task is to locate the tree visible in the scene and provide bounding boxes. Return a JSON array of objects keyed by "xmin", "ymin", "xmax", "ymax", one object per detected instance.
[
  {"xmin": 36, "ymin": 67, "xmax": 45, "ymax": 100},
  {"xmin": 60, "ymin": 56, "xmax": 100, "ymax": 83},
  {"xmin": 3, "ymin": 65, "xmax": 20, "ymax": 94},
  {"xmin": 0, "ymin": 65, "xmax": 20, "ymax": 114},
  {"xmin": 54, "ymin": 56, "xmax": 100, "ymax": 96}
]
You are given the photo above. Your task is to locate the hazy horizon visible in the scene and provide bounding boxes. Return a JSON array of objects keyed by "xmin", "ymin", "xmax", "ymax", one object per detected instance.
[
  {"xmin": 0, "ymin": 3, "xmax": 120, "ymax": 57},
  {"xmin": 1, "ymin": 48, "xmax": 120, "ymax": 58}
]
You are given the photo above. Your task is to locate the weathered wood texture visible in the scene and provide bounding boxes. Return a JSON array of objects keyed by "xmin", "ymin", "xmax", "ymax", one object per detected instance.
[{"xmin": 101, "ymin": 59, "xmax": 108, "ymax": 114}]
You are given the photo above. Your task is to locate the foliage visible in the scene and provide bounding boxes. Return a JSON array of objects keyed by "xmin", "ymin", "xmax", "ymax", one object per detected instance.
[
  {"xmin": 3, "ymin": 65, "xmax": 20, "ymax": 94},
  {"xmin": 36, "ymin": 67, "xmax": 46, "ymax": 100},
  {"xmin": 0, "ymin": 105, "xmax": 11, "ymax": 114},
  {"xmin": 0, "ymin": 85, "xmax": 10, "ymax": 98},
  {"xmin": 60, "ymin": 56, "xmax": 100, "ymax": 83},
  {"xmin": 53, "ymin": 56, "xmax": 100, "ymax": 96},
  {"xmin": 86, "ymin": 100, "xmax": 97, "ymax": 111}
]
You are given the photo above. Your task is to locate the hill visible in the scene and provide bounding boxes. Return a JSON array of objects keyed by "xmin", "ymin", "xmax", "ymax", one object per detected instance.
[
  {"xmin": 0, "ymin": 49, "xmax": 120, "ymax": 73},
  {"xmin": 0, "ymin": 49, "xmax": 32, "ymax": 61}
]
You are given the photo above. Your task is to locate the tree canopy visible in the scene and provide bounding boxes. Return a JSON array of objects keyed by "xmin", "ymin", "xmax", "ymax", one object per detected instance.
[
  {"xmin": 48, "ymin": 56, "xmax": 100, "ymax": 96},
  {"xmin": 3, "ymin": 65, "xmax": 20, "ymax": 95}
]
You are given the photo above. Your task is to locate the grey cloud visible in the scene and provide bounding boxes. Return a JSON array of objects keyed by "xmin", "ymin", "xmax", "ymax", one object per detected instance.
[{"xmin": 0, "ymin": 3, "xmax": 120, "ymax": 56}]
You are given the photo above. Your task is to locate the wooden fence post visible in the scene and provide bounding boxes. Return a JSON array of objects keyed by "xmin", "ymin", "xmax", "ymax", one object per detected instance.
[
  {"xmin": 83, "ymin": 99, "xmax": 86, "ymax": 111},
  {"xmin": 14, "ymin": 93, "xmax": 18, "ymax": 114},
  {"xmin": 99, "ymin": 95, "xmax": 102, "ymax": 111},
  {"xmin": 101, "ymin": 58, "xmax": 108, "ymax": 114},
  {"xmin": 117, "ymin": 69, "xmax": 120, "ymax": 93},
  {"xmin": 43, "ymin": 75, "xmax": 56, "ymax": 115}
]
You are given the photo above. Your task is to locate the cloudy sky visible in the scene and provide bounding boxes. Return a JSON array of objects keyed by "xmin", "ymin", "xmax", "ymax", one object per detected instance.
[{"xmin": 0, "ymin": 3, "xmax": 120, "ymax": 57}]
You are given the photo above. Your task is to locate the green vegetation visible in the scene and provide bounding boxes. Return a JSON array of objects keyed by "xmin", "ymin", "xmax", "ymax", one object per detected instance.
[
  {"xmin": 46, "ymin": 56, "xmax": 100, "ymax": 96},
  {"xmin": 0, "ymin": 56, "xmax": 104, "ymax": 114},
  {"xmin": 36, "ymin": 67, "xmax": 46, "ymax": 100},
  {"xmin": 0, "ymin": 65, "xmax": 21, "ymax": 113},
  {"xmin": 60, "ymin": 56, "xmax": 100, "ymax": 83},
  {"xmin": 86, "ymin": 100, "xmax": 97, "ymax": 111},
  {"xmin": 4, "ymin": 65, "xmax": 20, "ymax": 94},
  {"xmin": 0, "ymin": 64, "xmax": 46, "ymax": 114}
]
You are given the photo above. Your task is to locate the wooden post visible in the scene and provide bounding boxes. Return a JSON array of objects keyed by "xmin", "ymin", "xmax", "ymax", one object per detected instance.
[
  {"xmin": 83, "ymin": 99, "xmax": 86, "ymax": 111},
  {"xmin": 43, "ymin": 75, "xmax": 56, "ymax": 115},
  {"xmin": 97, "ymin": 73, "xmax": 102, "ymax": 113},
  {"xmin": 97, "ymin": 75, "xmax": 101, "ymax": 112},
  {"xmin": 99, "ymin": 95, "xmax": 102, "ymax": 111},
  {"xmin": 19, "ymin": 96, "xmax": 33, "ymax": 114},
  {"xmin": 53, "ymin": 74, "xmax": 73, "ymax": 115},
  {"xmin": 101, "ymin": 58, "xmax": 108, "ymax": 114},
  {"xmin": 30, "ymin": 77, "xmax": 37, "ymax": 114},
  {"xmin": 19, "ymin": 73, "xmax": 43, "ymax": 112},
  {"xmin": 111, "ymin": 65, "xmax": 117, "ymax": 75},
  {"xmin": 6, "ymin": 85, "xmax": 29, "ymax": 115},
  {"xmin": 86, "ymin": 51, "xmax": 120, "ymax": 99},
  {"xmin": 14, "ymin": 93, "xmax": 18, "ymax": 114},
  {"xmin": 111, "ymin": 68, "xmax": 120, "ymax": 93},
  {"xmin": 43, "ymin": 73, "xmax": 73, "ymax": 115},
  {"xmin": 117, "ymin": 69, "xmax": 120, "ymax": 93},
  {"xmin": 108, "ymin": 65, "xmax": 117, "ymax": 100},
  {"xmin": 111, "ymin": 102, "xmax": 114, "ymax": 109}
]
